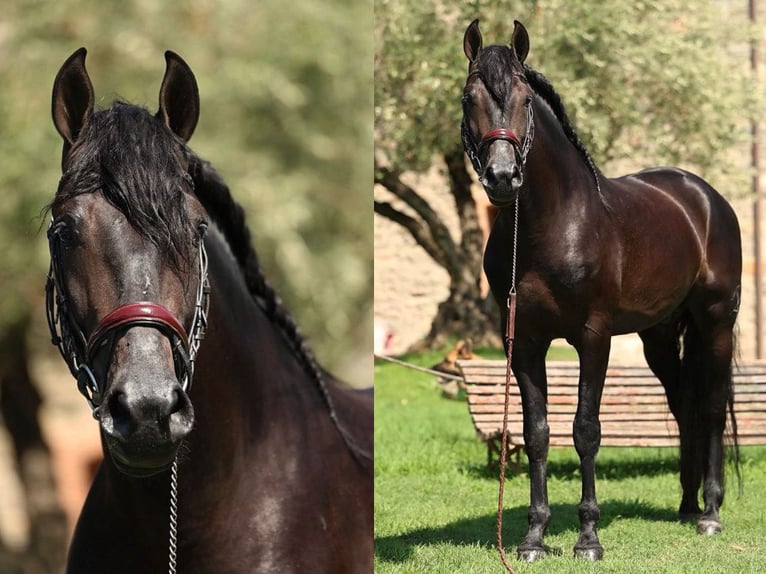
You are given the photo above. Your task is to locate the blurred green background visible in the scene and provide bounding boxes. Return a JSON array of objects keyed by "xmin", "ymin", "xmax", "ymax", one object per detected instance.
[{"xmin": 0, "ymin": 0, "xmax": 373, "ymax": 385}]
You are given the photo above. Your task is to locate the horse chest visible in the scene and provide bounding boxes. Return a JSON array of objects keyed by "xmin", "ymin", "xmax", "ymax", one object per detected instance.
[{"xmin": 487, "ymin": 248, "xmax": 598, "ymax": 311}]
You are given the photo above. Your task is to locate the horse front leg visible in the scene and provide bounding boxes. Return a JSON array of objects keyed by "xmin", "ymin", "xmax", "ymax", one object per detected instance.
[
  {"xmin": 513, "ymin": 339, "xmax": 551, "ymax": 563},
  {"xmin": 572, "ymin": 322, "xmax": 611, "ymax": 560}
]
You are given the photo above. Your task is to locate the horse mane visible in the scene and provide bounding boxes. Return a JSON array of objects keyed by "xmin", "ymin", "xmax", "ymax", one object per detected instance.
[
  {"xmin": 472, "ymin": 46, "xmax": 602, "ymax": 192},
  {"xmin": 474, "ymin": 46, "xmax": 514, "ymax": 106},
  {"xmin": 187, "ymin": 156, "xmax": 323, "ymax": 381},
  {"xmin": 188, "ymin": 155, "xmax": 371, "ymax": 465},
  {"xmin": 522, "ymin": 65, "xmax": 601, "ymax": 191},
  {"xmin": 52, "ymin": 102, "xmax": 195, "ymax": 267}
]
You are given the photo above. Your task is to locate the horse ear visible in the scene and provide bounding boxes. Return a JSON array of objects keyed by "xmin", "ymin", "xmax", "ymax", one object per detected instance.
[
  {"xmin": 511, "ymin": 20, "xmax": 530, "ymax": 63},
  {"xmin": 463, "ymin": 19, "xmax": 482, "ymax": 63},
  {"xmin": 157, "ymin": 51, "xmax": 199, "ymax": 142},
  {"xmin": 52, "ymin": 47, "xmax": 94, "ymax": 152}
]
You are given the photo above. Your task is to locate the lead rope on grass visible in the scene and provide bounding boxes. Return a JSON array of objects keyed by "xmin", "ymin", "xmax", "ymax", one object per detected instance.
[{"xmin": 496, "ymin": 194, "xmax": 519, "ymax": 574}]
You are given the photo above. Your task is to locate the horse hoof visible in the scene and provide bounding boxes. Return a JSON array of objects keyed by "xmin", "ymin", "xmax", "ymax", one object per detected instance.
[
  {"xmin": 574, "ymin": 546, "xmax": 604, "ymax": 561},
  {"xmin": 678, "ymin": 512, "xmax": 699, "ymax": 523},
  {"xmin": 517, "ymin": 548, "xmax": 545, "ymax": 563},
  {"xmin": 697, "ymin": 520, "xmax": 722, "ymax": 535}
]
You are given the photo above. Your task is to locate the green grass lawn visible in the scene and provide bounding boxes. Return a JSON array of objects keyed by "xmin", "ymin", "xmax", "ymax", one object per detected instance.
[{"xmin": 374, "ymin": 350, "xmax": 766, "ymax": 573}]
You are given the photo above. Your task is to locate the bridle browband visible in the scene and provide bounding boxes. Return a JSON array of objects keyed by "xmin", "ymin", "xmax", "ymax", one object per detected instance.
[
  {"xmin": 461, "ymin": 70, "xmax": 535, "ymax": 180},
  {"xmin": 45, "ymin": 219, "xmax": 211, "ymax": 417}
]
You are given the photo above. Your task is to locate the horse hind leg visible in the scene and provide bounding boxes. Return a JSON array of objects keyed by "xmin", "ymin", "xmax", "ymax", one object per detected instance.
[
  {"xmin": 687, "ymin": 311, "xmax": 736, "ymax": 536},
  {"xmin": 639, "ymin": 319, "xmax": 703, "ymax": 520}
]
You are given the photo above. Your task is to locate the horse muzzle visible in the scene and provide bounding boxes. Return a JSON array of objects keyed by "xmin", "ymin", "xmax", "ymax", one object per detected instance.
[
  {"xmin": 97, "ymin": 328, "xmax": 195, "ymax": 477},
  {"xmin": 99, "ymin": 381, "xmax": 194, "ymax": 476},
  {"xmin": 480, "ymin": 136, "xmax": 524, "ymax": 204},
  {"xmin": 482, "ymin": 160, "xmax": 523, "ymax": 206}
]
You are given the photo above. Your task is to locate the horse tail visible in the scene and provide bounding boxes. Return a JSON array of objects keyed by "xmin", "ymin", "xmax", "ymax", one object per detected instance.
[
  {"xmin": 727, "ymin": 326, "xmax": 743, "ymax": 494},
  {"xmin": 679, "ymin": 313, "xmax": 742, "ymax": 494}
]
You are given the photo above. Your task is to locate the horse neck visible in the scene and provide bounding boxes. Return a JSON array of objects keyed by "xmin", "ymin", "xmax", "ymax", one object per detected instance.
[
  {"xmin": 187, "ymin": 229, "xmax": 320, "ymax": 463},
  {"xmin": 518, "ymin": 99, "xmax": 602, "ymax": 222}
]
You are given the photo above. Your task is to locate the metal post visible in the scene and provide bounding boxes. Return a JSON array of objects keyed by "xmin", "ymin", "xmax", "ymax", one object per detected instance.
[{"xmin": 751, "ymin": 0, "xmax": 763, "ymax": 358}]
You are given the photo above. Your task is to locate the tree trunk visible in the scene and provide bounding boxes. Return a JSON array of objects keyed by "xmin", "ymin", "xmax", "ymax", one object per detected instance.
[
  {"xmin": 0, "ymin": 314, "xmax": 68, "ymax": 573},
  {"xmin": 375, "ymin": 151, "xmax": 501, "ymax": 351},
  {"xmin": 417, "ymin": 149, "xmax": 500, "ymax": 349}
]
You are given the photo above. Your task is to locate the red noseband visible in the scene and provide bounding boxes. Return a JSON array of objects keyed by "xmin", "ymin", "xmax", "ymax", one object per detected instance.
[
  {"xmin": 479, "ymin": 128, "xmax": 522, "ymax": 152},
  {"xmin": 86, "ymin": 302, "xmax": 189, "ymax": 361}
]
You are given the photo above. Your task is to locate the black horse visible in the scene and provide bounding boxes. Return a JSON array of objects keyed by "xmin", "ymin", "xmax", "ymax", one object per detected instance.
[
  {"xmin": 46, "ymin": 48, "xmax": 372, "ymax": 573},
  {"xmin": 461, "ymin": 20, "xmax": 741, "ymax": 562}
]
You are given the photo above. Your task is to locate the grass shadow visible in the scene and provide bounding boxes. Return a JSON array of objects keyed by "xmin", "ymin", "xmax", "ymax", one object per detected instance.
[
  {"xmin": 375, "ymin": 499, "xmax": 680, "ymax": 564},
  {"xmin": 461, "ymin": 448, "xmax": 679, "ymax": 482}
]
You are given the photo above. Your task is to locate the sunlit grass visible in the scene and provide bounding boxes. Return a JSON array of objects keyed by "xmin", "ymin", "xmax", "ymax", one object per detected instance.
[{"xmin": 375, "ymin": 351, "xmax": 766, "ymax": 573}]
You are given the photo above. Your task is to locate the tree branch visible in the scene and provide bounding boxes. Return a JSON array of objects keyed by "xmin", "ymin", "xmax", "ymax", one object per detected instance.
[
  {"xmin": 373, "ymin": 200, "xmax": 448, "ymax": 268},
  {"xmin": 374, "ymin": 158, "xmax": 465, "ymax": 277}
]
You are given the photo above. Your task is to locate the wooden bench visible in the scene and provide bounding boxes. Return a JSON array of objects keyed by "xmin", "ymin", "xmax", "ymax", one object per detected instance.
[{"xmin": 457, "ymin": 359, "xmax": 766, "ymax": 466}]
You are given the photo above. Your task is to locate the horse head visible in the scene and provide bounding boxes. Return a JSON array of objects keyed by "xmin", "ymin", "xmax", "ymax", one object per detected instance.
[
  {"xmin": 48, "ymin": 49, "xmax": 209, "ymax": 477},
  {"xmin": 462, "ymin": 19, "xmax": 535, "ymax": 206}
]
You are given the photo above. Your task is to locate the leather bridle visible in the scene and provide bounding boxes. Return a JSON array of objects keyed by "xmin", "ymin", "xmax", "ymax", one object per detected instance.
[
  {"xmin": 45, "ymin": 220, "xmax": 211, "ymax": 417},
  {"xmin": 461, "ymin": 71, "xmax": 535, "ymax": 179}
]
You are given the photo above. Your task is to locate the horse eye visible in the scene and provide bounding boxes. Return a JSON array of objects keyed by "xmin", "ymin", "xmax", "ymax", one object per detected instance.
[{"xmin": 52, "ymin": 217, "xmax": 80, "ymax": 248}]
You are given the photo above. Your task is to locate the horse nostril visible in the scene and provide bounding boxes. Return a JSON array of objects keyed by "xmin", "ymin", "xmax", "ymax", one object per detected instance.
[
  {"xmin": 168, "ymin": 388, "xmax": 194, "ymax": 441},
  {"xmin": 106, "ymin": 390, "xmax": 133, "ymax": 440},
  {"xmin": 510, "ymin": 165, "xmax": 523, "ymax": 189},
  {"xmin": 169, "ymin": 389, "xmax": 184, "ymax": 416},
  {"xmin": 484, "ymin": 164, "xmax": 504, "ymax": 188},
  {"xmin": 101, "ymin": 384, "xmax": 194, "ymax": 442},
  {"xmin": 484, "ymin": 164, "xmax": 515, "ymax": 190}
]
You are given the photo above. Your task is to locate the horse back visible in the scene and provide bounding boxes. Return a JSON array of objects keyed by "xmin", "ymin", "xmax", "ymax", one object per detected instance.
[{"xmin": 609, "ymin": 167, "xmax": 741, "ymax": 280}]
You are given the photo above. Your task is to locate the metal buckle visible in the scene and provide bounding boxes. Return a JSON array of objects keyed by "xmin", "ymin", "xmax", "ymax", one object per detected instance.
[{"xmin": 77, "ymin": 364, "xmax": 101, "ymax": 417}]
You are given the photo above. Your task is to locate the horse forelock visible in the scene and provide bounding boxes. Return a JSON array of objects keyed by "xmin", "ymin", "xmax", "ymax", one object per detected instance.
[
  {"xmin": 474, "ymin": 45, "xmax": 518, "ymax": 107},
  {"xmin": 53, "ymin": 102, "xmax": 195, "ymax": 266}
]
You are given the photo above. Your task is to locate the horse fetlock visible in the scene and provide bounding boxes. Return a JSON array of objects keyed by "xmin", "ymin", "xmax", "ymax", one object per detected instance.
[
  {"xmin": 578, "ymin": 500, "xmax": 601, "ymax": 525},
  {"xmin": 527, "ymin": 504, "xmax": 551, "ymax": 530}
]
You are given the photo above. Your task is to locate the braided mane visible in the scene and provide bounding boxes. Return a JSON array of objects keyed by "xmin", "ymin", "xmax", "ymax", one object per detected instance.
[
  {"xmin": 188, "ymin": 157, "xmax": 319, "ymax": 374},
  {"xmin": 522, "ymin": 65, "xmax": 601, "ymax": 191},
  {"xmin": 188, "ymin": 156, "xmax": 370, "ymax": 464}
]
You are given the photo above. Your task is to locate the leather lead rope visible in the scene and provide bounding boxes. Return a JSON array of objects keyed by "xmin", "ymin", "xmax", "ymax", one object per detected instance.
[{"xmin": 496, "ymin": 195, "xmax": 520, "ymax": 574}]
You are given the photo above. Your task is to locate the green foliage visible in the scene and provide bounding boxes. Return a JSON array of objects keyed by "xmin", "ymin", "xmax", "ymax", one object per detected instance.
[
  {"xmin": 375, "ymin": 356, "xmax": 766, "ymax": 573},
  {"xmin": 0, "ymin": 0, "xmax": 372, "ymax": 380},
  {"xmin": 375, "ymin": 0, "xmax": 759, "ymax": 193}
]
